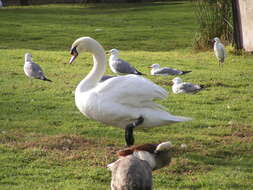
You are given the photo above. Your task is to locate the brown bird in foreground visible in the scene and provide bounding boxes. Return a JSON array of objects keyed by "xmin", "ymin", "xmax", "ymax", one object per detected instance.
[{"xmin": 108, "ymin": 141, "xmax": 173, "ymax": 190}]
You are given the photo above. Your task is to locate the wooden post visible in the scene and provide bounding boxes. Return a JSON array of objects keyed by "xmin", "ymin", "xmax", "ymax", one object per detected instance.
[{"xmin": 231, "ymin": 0, "xmax": 242, "ymax": 50}]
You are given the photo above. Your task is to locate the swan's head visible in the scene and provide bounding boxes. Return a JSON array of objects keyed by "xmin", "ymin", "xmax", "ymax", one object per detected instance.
[
  {"xmin": 149, "ymin": 64, "xmax": 160, "ymax": 69},
  {"xmin": 25, "ymin": 53, "xmax": 32, "ymax": 61},
  {"xmin": 172, "ymin": 77, "xmax": 183, "ymax": 84},
  {"xmin": 69, "ymin": 37, "xmax": 104, "ymax": 64}
]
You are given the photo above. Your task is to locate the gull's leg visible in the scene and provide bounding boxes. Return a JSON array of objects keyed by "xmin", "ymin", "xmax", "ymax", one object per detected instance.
[{"xmin": 125, "ymin": 116, "xmax": 144, "ymax": 147}]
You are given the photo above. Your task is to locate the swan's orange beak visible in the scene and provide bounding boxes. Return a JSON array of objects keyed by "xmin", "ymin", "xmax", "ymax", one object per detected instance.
[{"xmin": 69, "ymin": 46, "xmax": 78, "ymax": 64}]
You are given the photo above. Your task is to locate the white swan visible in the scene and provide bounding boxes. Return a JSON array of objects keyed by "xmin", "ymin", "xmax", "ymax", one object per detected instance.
[{"xmin": 69, "ymin": 37, "xmax": 191, "ymax": 146}]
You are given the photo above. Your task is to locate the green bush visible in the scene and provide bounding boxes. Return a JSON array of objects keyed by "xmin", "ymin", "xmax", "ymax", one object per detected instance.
[{"xmin": 193, "ymin": 0, "xmax": 233, "ymax": 50}]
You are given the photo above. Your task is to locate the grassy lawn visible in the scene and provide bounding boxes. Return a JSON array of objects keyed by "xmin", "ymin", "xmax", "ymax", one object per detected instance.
[{"xmin": 0, "ymin": 2, "xmax": 253, "ymax": 190}]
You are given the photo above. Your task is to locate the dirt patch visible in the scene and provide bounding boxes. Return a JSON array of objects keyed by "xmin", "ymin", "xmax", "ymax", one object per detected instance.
[
  {"xmin": 165, "ymin": 158, "xmax": 212, "ymax": 175},
  {"xmin": 1, "ymin": 132, "xmax": 122, "ymax": 166},
  {"xmin": 222, "ymin": 124, "xmax": 253, "ymax": 143},
  {"xmin": 19, "ymin": 134, "xmax": 96, "ymax": 151}
]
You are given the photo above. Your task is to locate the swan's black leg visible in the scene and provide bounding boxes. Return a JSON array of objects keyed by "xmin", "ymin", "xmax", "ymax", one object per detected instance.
[{"xmin": 125, "ymin": 116, "xmax": 144, "ymax": 147}]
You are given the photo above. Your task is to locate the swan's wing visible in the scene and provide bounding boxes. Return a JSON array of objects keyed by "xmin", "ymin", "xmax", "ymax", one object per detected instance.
[
  {"xmin": 154, "ymin": 67, "xmax": 182, "ymax": 75},
  {"xmin": 96, "ymin": 75, "xmax": 168, "ymax": 104},
  {"xmin": 112, "ymin": 59, "xmax": 139, "ymax": 74}
]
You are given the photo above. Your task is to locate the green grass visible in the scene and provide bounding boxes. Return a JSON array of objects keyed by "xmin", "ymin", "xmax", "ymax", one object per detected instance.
[{"xmin": 0, "ymin": 2, "xmax": 253, "ymax": 190}]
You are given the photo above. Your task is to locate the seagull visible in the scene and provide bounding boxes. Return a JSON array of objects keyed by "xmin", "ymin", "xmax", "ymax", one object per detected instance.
[
  {"xmin": 107, "ymin": 49, "xmax": 143, "ymax": 75},
  {"xmin": 69, "ymin": 37, "xmax": 191, "ymax": 146},
  {"xmin": 24, "ymin": 53, "xmax": 52, "ymax": 82},
  {"xmin": 213, "ymin": 37, "xmax": 226, "ymax": 67},
  {"xmin": 149, "ymin": 64, "xmax": 191, "ymax": 76},
  {"xmin": 99, "ymin": 75, "xmax": 115, "ymax": 83},
  {"xmin": 172, "ymin": 77, "xmax": 201, "ymax": 94}
]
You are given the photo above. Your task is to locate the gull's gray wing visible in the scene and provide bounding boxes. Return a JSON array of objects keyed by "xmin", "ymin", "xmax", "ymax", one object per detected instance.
[
  {"xmin": 112, "ymin": 58, "xmax": 142, "ymax": 75},
  {"xmin": 99, "ymin": 75, "xmax": 115, "ymax": 82},
  {"xmin": 215, "ymin": 43, "xmax": 226, "ymax": 63},
  {"xmin": 25, "ymin": 61, "xmax": 44, "ymax": 79},
  {"xmin": 25, "ymin": 61, "xmax": 52, "ymax": 82},
  {"xmin": 179, "ymin": 82, "xmax": 201, "ymax": 93},
  {"xmin": 154, "ymin": 67, "xmax": 182, "ymax": 75}
]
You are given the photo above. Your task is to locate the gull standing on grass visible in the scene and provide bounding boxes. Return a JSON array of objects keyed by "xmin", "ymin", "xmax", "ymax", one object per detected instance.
[
  {"xmin": 68, "ymin": 37, "xmax": 191, "ymax": 146},
  {"xmin": 24, "ymin": 53, "xmax": 52, "ymax": 82},
  {"xmin": 213, "ymin": 37, "xmax": 226, "ymax": 67},
  {"xmin": 172, "ymin": 77, "xmax": 202, "ymax": 94},
  {"xmin": 107, "ymin": 49, "xmax": 143, "ymax": 75},
  {"xmin": 149, "ymin": 64, "xmax": 191, "ymax": 76}
]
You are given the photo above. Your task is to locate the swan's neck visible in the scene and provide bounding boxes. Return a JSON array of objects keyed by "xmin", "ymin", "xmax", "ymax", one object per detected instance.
[{"xmin": 76, "ymin": 50, "xmax": 106, "ymax": 93}]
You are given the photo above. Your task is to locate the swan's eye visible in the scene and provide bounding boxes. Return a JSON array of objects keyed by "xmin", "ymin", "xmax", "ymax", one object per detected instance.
[{"xmin": 70, "ymin": 46, "xmax": 78, "ymax": 56}]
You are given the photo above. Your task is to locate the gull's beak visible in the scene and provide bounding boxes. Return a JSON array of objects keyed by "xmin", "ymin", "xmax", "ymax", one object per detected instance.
[
  {"xmin": 148, "ymin": 66, "xmax": 152, "ymax": 68},
  {"xmin": 69, "ymin": 46, "xmax": 78, "ymax": 64},
  {"xmin": 105, "ymin": 51, "xmax": 110, "ymax": 55}
]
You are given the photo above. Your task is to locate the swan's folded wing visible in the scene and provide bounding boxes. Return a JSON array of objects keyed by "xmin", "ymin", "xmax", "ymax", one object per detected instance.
[{"xmin": 96, "ymin": 75, "xmax": 168, "ymax": 104}]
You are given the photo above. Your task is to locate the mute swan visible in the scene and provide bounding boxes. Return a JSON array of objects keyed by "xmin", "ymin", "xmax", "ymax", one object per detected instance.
[
  {"xmin": 69, "ymin": 37, "xmax": 191, "ymax": 146},
  {"xmin": 149, "ymin": 64, "xmax": 191, "ymax": 76},
  {"xmin": 172, "ymin": 77, "xmax": 202, "ymax": 94},
  {"xmin": 24, "ymin": 53, "xmax": 52, "ymax": 82},
  {"xmin": 213, "ymin": 37, "xmax": 226, "ymax": 67},
  {"xmin": 107, "ymin": 48, "xmax": 143, "ymax": 75}
]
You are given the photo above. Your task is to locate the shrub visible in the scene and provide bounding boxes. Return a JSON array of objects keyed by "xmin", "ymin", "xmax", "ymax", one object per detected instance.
[{"xmin": 192, "ymin": 0, "xmax": 233, "ymax": 50}]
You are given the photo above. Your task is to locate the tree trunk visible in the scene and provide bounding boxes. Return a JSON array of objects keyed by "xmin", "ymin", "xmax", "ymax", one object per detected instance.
[
  {"xmin": 20, "ymin": 0, "xmax": 29, "ymax": 6},
  {"xmin": 231, "ymin": 0, "xmax": 242, "ymax": 50}
]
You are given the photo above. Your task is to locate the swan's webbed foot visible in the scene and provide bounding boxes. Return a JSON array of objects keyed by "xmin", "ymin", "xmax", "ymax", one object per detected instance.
[{"xmin": 125, "ymin": 116, "xmax": 144, "ymax": 147}]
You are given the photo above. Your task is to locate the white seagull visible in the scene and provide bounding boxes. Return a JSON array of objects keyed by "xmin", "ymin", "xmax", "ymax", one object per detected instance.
[
  {"xmin": 24, "ymin": 53, "xmax": 52, "ymax": 82},
  {"xmin": 172, "ymin": 77, "xmax": 202, "ymax": 94},
  {"xmin": 107, "ymin": 48, "xmax": 143, "ymax": 75},
  {"xmin": 149, "ymin": 64, "xmax": 191, "ymax": 76},
  {"xmin": 213, "ymin": 37, "xmax": 226, "ymax": 67},
  {"xmin": 68, "ymin": 37, "xmax": 191, "ymax": 146}
]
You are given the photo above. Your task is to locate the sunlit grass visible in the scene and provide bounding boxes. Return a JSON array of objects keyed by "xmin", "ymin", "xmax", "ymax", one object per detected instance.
[{"xmin": 0, "ymin": 2, "xmax": 253, "ymax": 190}]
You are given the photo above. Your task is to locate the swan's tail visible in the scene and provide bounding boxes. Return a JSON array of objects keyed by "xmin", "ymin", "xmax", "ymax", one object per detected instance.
[{"xmin": 166, "ymin": 115, "xmax": 192, "ymax": 123}]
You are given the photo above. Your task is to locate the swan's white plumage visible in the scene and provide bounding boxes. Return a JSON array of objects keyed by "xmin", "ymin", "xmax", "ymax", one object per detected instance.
[{"xmin": 72, "ymin": 37, "xmax": 191, "ymax": 130}]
